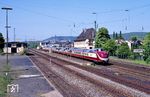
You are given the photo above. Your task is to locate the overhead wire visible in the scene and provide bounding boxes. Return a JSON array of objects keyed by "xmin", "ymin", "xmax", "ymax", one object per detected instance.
[
  {"xmin": 0, "ymin": 1, "xmax": 75, "ymax": 23},
  {"xmin": 128, "ymin": 3, "xmax": 150, "ymax": 11},
  {"xmin": 0, "ymin": 1, "xmax": 150, "ymax": 30}
]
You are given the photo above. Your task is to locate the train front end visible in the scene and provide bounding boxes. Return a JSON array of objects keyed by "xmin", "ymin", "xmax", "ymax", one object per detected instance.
[{"xmin": 96, "ymin": 50, "xmax": 109, "ymax": 63}]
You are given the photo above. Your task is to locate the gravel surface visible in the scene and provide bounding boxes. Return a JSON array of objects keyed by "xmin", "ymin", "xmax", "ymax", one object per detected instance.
[
  {"xmin": 47, "ymin": 63, "xmax": 114, "ymax": 97},
  {"xmin": 29, "ymin": 50, "xmax": 114, "ymax": 97},
  {"xmin": 29, "ymin": 49, "xmax": 150, "ymax": 97},
  {"xmin": 64, "ymin": 65, "xmax": 149, "ymax": 97},
  {"xmin": 47, "ymin": 50, "xmax": 150, "ymax": 94},
  {"xmin": 31, "ymin": 56, "xmax": 87, "ymax": 97}
]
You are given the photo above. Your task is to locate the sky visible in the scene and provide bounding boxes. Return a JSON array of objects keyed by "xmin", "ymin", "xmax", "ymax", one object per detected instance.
[{"xmin": 0, "ymin": 0, "xmax": 150, "ymax": 41}]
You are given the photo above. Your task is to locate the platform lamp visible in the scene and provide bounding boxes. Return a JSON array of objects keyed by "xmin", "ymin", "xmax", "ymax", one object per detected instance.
[{"xmin": 2, "ymin": 7, "xmax": 13, "ymax": 65}]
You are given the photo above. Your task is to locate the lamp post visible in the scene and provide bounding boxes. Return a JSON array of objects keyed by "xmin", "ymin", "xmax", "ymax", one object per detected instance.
[
  {"xmin": 92, "ymin": 12, "xmax": 98, "ymax": 48},
  {"xmin": 92, "ymin": 12, "xmax": 98, "ymax": 32},
  {"xmin": 125, "ymin": 9, "xmax": 129, "ymax": 31},
  {"xmin": 14, "ymin": 28, "xmax": 16, "ymax": 42},
  {"xmin": 2, "ymin": 7, "xmax": 13, "ymax": 65}
]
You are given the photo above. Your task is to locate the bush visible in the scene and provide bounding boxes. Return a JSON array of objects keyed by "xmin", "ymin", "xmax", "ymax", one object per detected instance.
[
  {"xmin": 0, "ymin": 49, "xmax": 3, "ymax": 54},
  {"xmin": 0, "ymin": 74, "xmax": 11, "ymax": 97},
  {"xmin": 0, "ymin": 65, "xmax": 12, "ymax": 96},
  {"xmin": 0, "ymin": 76, "xmax": 6, "ymax": 96},
  {"xmin": 146, "ymin": 56, "xmax": 150, "ymax": 64},
  {"xmin": 129, "ymin": 53, "xmax": 142, "ymax": 60},
  {"xmin": 129, "ymin": 54, "xmax": 135, "ymax": 60},
  {"xmin": 116, "ymin": 43, "xmax": 131, "ymax": 59}
]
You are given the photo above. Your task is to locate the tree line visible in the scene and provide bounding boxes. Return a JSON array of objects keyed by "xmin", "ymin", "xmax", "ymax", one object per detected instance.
[
  {"xmin": 95, "ymin": 27, "xmax": 150, "ymax": 64},
  {"xmin": 0, "ymin": 33, "xmax": 5, "ymax": 53}
]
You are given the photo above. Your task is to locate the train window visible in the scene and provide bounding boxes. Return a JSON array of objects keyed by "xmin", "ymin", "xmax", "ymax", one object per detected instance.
[
  {"xmin": 89, "ymin": 50, "xmax": 94, "ymax": 53},
  {"xmin": 94, "ymin": 48, "xmax": 104, "ymax": 51},
  {"xmin": 83, "ymin": 49, "xmax": 88, "ymax": 52},
  {"xmin": 83, "ymin": 49, "xmax": 91, "ymax": 53}
]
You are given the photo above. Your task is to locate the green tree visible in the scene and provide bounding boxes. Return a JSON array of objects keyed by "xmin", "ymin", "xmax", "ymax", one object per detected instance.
[
  {"xmin": 119, "ymin": 31, "xmax": 122, "ymax": 39},
  {"xmin": 131, "ymin": 36, "xmax": 137, "ymax": 41},
  {"xmin": 115, "ymin": 32, "xmax": 118, "ymax": 39},
  {"xmin": 0, "ymin": 33, "xmax": 5, "ymax": 52},
  {"xmin": 116, "ymin": 43, "xmax": 131, "ymax": 59},
  {"xmin": 113, "ymin": 32, "xmax": 115, "ymax": 39},
  {"xmin": 103, "ymin": 39, "xmax": 116, "ymax": 55},
  {"xmin": 143, "ymin": 32, "xmax": 150, "ymax": 63},
  {"xmin": 95, "ymin": 27, "xmax": 110, "ymax": 48}
]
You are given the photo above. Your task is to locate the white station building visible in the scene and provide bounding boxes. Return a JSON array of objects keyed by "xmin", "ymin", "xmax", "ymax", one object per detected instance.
[
  {"xmin": 3, "ymin": 42, "xmax": 27, "ymax": 54},
  {"xmin": 74, "ymin": 28, "xmax": 96, "ymax": 49}
]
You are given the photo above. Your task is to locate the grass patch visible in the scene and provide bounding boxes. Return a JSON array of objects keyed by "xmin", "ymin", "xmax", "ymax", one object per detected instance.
[
  {"xmin": 127, "ymin": 60, "xmax": 150, "ymax": 66},
  {"xmin": 0, "ymin": 65, "xmax": 12, "ymax": 97},
  {"xmin": 110, "ymin": 56, "xmax": 150, "ymax": 66},
  {"xmin": 0, "ymin": 49, "xmax": 4, "ymax": 55},
  {"xmin": 0, "ymin": 49, "xmax": 3, "ymax": 53},
  {"xmin": 3, "ymin": 65, "xmax": 11, "ymax": 72}
]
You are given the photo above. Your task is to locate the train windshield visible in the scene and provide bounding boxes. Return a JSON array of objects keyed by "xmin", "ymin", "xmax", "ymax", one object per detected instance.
[{"xmin": 94, "ymin": 48, "xmax": 104, "ymax": 51}]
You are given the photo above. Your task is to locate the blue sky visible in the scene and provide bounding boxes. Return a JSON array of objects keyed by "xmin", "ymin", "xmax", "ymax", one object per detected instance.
[{"xmin": 0, "ymin": 0, "xmax": 150, "ymax": 41}]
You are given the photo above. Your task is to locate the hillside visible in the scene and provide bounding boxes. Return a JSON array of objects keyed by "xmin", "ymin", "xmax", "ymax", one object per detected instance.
[
  {"xmin": 43, "ymin": 36, "xmax": 77, "ymax": 42},
  {"xmin": 110, "ymin": 32, "xmax": 148, "ymax": 40},
  {"xmin": 42, "ymin": 32, "xmax": 148, "ymax": 43},
  {"xmin": 27, "ymin": 41, "xmax": 41, "ymax": 48}
]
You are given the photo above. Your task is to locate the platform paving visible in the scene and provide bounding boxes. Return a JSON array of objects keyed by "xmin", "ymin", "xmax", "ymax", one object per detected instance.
[{"xmin": 0, "ymin": 55, "xmax": 63, "ymax": 97}]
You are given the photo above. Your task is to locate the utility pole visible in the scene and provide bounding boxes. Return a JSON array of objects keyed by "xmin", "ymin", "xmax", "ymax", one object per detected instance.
[
  {"xmin": 14, "ymin": 28, "xmax": 16, "ymax": 42},
  {"xmin": 2, "ymin": 7, "xmax": 13, "ymax": 65}
]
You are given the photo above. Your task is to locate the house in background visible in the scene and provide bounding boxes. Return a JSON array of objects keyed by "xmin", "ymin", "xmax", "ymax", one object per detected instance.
[
  {"xmin": 74, "ymin": 28, "xmax": 96, "ymax": 49},
  {"xmin": 126, "ymin": 40, "xmax": 143, "ymax": 50}
]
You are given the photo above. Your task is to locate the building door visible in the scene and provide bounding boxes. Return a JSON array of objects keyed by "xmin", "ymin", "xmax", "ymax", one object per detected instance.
[{"xmin": 11, "ymin": 48, "xmax": 17, "ymax": 53}]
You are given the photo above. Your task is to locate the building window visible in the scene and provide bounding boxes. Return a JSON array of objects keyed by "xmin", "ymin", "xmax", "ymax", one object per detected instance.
[
  {"xmin": 7, "ymin": 43, "xmax": 11, "ymax": 47},
  {"xmin": 17, "ymin": 43, "xmax": 21, "ymax": 47},
  {"xmin": 12, "ymin": 44, "xmax": 16, "ymax": 47}
]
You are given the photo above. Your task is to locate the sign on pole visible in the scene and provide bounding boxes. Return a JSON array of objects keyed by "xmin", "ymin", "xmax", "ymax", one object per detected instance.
[{"xmin": 133, "ymin": 49, "xmax": 144, "ymax": 53}]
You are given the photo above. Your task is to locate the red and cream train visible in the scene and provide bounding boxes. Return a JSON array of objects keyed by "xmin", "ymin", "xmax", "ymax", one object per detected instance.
[{"xmin": 51, "ymin": 47, "xmax": 109, "ymax": 63}]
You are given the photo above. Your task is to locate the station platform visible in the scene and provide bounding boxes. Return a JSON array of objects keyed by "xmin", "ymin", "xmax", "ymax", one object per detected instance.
[{"xmin": 0, "ymin": 55, "xmax": 63, "ymax": 97}]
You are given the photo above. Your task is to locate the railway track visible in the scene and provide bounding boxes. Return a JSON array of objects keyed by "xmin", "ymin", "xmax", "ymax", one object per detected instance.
[
  {"xmin": 28, "ymin": 49, "xmax": 150, "ymax": 97},
  {"xmin": 29, "ymin": 49, "xmax": 125, "ymax": 97},
  {"xmin": 30, "ymin": 54, "xmax": 86, "ymax": 97},
  {"xmin": 51, "ymin": 56, "xmax": 150, "ymax": 94},
  {"xmin": 39, "ymin": 49, "xmax": 150, "ymax": 93},
  {"xmin": 110, "ymin": 65, "xmax": 150, "ymax": 81},
  {"xmin": 110, "ymin": 60, "xmax": 150, "ymax": 76}
]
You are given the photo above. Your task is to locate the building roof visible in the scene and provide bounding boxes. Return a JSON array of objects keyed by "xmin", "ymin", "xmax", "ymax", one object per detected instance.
[
  {"xmin": 74, "ymin": 28, "xmax": 96, "ymax": 42},
  {"xmin": 5, "ymin": 42, "xmax": 27, "ymax": 44},
  {"xmin": 4, "ymin": 42, "xmax": 28, "ymax": 47}
]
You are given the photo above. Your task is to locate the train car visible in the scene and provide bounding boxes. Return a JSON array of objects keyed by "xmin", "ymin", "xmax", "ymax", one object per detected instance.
[{"xmin": 52, "ymin": 47, "xmax": 109, "ymax": 63}]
